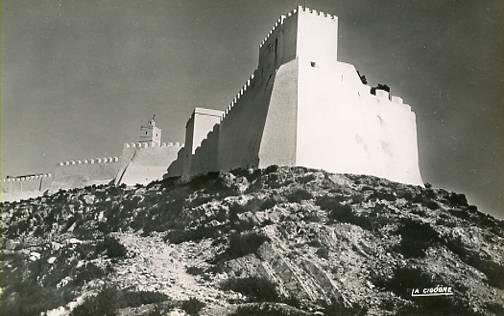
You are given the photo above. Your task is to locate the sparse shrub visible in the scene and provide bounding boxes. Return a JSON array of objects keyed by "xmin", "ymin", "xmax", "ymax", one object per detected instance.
[
  {"xmin": 71, "ymin": 287, "xmax": 119, "ymax": 316},
  {"xmin": 229, "ymin": 207, "xmax": 257, "ymax": 231},
  {"xmin": 317, "ymin": 196, "xmax": 373, "ymax": 230},
  {"xmin": 97, "ymin": 235, "xmax": 128, "ymax": 258},
  {"xmin": 189, "ymin": 172, "xmax": 220, "ymax": 190},
  {"xmin": 260, "ymin": 194, "xmax": 286, "ymax": 210},
  {"xmin": 280, "ymin": 295, "xmax": 302, "ymax": 309},
  {"xmin": 371, "ymin": 83, "xmax": 390, "ymax": 95},
  {"xmin": 322, "ymin": 299, "xmax": 368, "ymax": 316},
  {"xmin": 395, "ymin": 220, "xmax": 439, "ymax": 258},
  {"xmin": 302, "ymin": 210, "xmax": 321, "ymax": 222},
  {"xmin": 286, "ymin": 188, "xmax": 313, "ymax": 203},
  {"xmin": 468, "ymin": 205, "xmax": 478, "ymax": 212},
  {"xmin": 165, "ymin": 229, "xmax": 192, "ymax": 244},
  {"xmin": 350, "ymin": 194, "xmax": 365, "ymax": 203},
  {"xmin": 186, "ymin": 266, "xmax": 205, "ymax": 275},
  {"xmin": 71, "ymin": 287, "xmax": 170, "ymax": 316},
  {"xmin": 411, "ymin": 193, "xmax": 439, "ymax": 210},
  {"xmin": 228, "ymin": 231, "xmax": 270, "ymax": 258},
  {"xmin": 123, "ymin": 290, "xmax": 171, "ymax": 307},
  {"xmin": 166, "ymin": 222, "xmax": 224, "ymax": 244},
  {"xmin": 447, "ymin": 193, "xmax": 468, "ymax": 207},
  {"xmin": 204, "ymin": 172, "xmax": 250, "ymax": 196},
  {"xmin": 479, "ymin": 260, "xmax": 504, "ymax": 289},
  {"xmin": 396, "ymin": 189, "xmax": 413, "ymax": 200},
  {"xmin": 231, "ymin": 302, "xmax": 310, "ymax": 316},
  {"xmin": 123, "ymin": 196, "xmax": 139, "ymax": 211},
  {"xmin": 264, "ymin": 165, "xmax": 279, "ymax": 173},
  {"xmin": 74, "ymin": 262, "xmax": 107, "ymax": 286},
  {"xmin": 229, "ymin": 202, "xmax": 257, "ymax": 230},
  {"xmin": 317, "ymin": 197, "xmax": 350, "ymax": 214},
  {"xmin": 146, "ymin": 304, "xmax": 165, "ymax": 316},
  {"xmin": 230, "ymin": 168, "xmax": 253, "ymax": 179},
  {"xmin": 74, "ymin": 242, "xmax": 99, "ymax": 261},
  {"xmin": 315, "ymin": 247, "xmax": 330, "ymax": 259},
  {"xmin": 486, "ymin": 302, "xmax": 504, "ymax": 315},
  {"xmin": 370, "ymin": 190, "xmax": 396, "ymax": 201},
  {"xmin": 374, "ymin": 267, "xmax": 434, "ymax": 299},
  {"xmin": 221, "ymin": 277, "xmax": 278, "ymax": 301},
  {"xmin": 374, "ymin": 83, "xmax": 391, "ymax": 93},
  {"xmin": 326, "ymin": 202, "xmax": 353, "ymax": 222},
  {"xmin": 307, "ymin": 239, "xmax": 322, "ymax": 248},
  {"xmin": 447, "ymin": 208, "xmax": 471, "ymax": 221},
  {"xmin": 395, "ymin": 290, "xmax": 478, "ymax": 316},
  {"xmin": 435, "ymin": 216, "xmax": 457, "ymax": 228},
  {"xmin": 298, "ymin": 173, "xmax": 317, "ymax": 184},
  {"xmin": 424, "ymin": 199, "xmax": 439, "ymax": 210},
  {"xmin": 229, "ymin": 203, "xmax": 248, "ymax": 216},
  {"xmin": 2, "ymin": 279, "xmax": 74, "ymax": 316},
  {"xmin": 357, "ymin": 70, "xmax": 367, "ymax": 84},
  {"xmin": 181, "ymin": 297, "xmax": 206, "ymax": 316},
  {"xmin": 445, "ymin": 236, "xmax": 504, "ymax": 289}
]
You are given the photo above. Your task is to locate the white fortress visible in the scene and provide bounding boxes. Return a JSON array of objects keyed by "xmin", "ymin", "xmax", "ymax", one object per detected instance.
[
  {"xmin": 166, "ymin": 6, "xmax": 423, "ymax": 186},
  {"xmin": 1, "ymin": 117, "xmax": 182, "ymax": 201},
  {"xmin": 1, "ymin": 6, "xmax": 423, "ymax": 202}
]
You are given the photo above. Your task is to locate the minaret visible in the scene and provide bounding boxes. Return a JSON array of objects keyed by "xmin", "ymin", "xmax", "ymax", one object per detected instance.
[{"xmin": 139, "ymin": 114, "xmax": 161, "ymax": 146}]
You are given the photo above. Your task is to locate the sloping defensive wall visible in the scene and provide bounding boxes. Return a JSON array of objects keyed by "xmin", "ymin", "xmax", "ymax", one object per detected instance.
[
  {"xmin": 167, "ymin": 6, "xmax": 423, "ymax": 186},
  {"xmin": 114, "ymin": 142, "xmax": 182, "ymax": 185}
]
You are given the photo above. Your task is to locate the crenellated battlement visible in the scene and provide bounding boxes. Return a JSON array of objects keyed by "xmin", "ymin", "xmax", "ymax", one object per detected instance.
[
  {"xmin": 259, "ymin": 14, "xmax": 287, "ymax": 49},
  {"xmin": 57, "ymin": 156, "xmax": 120, "ymax": 167},
  {"xmin": 221, "ymin": 72, "xmax": 256, "ymax": 122},
  {"xmin": 2, "ymin": 173, "xmax": 52, "ymax": 183},
  {"xmin": 259, "ymin": 6, "xmax": 337, "ymax": 50},
  {"xmin": 124, "ymin": 141, "xmax": 182, "ymax": 149},
  {"xmin": 1, "ymin": 172, "xmax": 54, "ymax": 201},
  {"xmin": 298, "ymin": 6, "xmax": 337, "ymax": 19},
  {"xmin": 372, "ymin": 88, "xmax": 409, "ymax": 109},
  {"xmin": 391, "ymin": 96, "xmax": 403, "ymax": 104}
]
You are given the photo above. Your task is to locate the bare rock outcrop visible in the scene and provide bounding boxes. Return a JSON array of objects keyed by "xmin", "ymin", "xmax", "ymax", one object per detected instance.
[{"xmin": 2, "ymin": 167, "xmax": 503, "ymax": 315}]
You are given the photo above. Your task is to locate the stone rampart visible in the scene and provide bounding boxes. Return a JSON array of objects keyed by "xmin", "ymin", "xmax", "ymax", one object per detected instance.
[
  {"xmin": 1, "ymin": 173, "xmax": 53, "ymax": 202},
  {"xmin": 51, "ymin": 156, "xmax": 120, "ymax": 191},
  {"xmin": 115, "ymin": 142, "xmax": 182, "ymax": 185}
]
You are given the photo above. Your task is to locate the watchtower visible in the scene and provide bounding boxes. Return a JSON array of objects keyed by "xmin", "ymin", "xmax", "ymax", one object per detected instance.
[
  {"xmin": 139, "ymin": 115, "xmax": 161, "ymax": 146},
  {"xmin": 258, "ymin": 6, "xmax": 338, "ymax": 76}
]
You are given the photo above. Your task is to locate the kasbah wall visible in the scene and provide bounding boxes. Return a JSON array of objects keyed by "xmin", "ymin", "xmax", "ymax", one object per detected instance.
[
  {"xmin": 1, "ymin": 174, "xmax": 53, "ymax": 202},
  {"xmin": 2, "ymin": 6, "xmax": 424, "ymax": 202},
  {"xmin": 1, "ymin": 119, "xmax": 182, "ymax": 202},
  {"xmin": 51, "ymin": 157, "xmax": 121, "ymax": 191},
  {"xmin": 167, "ymin": 6, "xmax": 424, "ymax": 186},
  {"xmin": 115, "ymin": 141, "xmax": 182, "ymax": 186}
]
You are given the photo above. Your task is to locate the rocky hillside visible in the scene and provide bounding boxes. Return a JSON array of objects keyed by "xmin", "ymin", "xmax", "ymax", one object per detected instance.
[{"xmin": 2, "ymin": 166, "xmax": 504, "ymax": 316}]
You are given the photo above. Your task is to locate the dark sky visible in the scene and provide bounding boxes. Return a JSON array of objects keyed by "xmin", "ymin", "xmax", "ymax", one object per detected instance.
[{"xmin": 3, "ymin": 0, "xmax": 503, "ymax": 218}]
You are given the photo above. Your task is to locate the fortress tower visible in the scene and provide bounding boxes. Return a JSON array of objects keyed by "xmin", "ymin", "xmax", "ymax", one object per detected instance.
[
  {"xmin": 168, "ymin": 6, "xmax": 424, "ymax": 186},
  {"xmin": 139, "ymin": 115, "xmax": 161, "ymax": 146}
]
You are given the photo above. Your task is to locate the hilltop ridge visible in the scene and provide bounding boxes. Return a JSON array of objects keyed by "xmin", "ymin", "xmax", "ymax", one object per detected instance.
[{"xmin": 2, "ymin": 166, "xmax": 504, "ymax": 315}]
